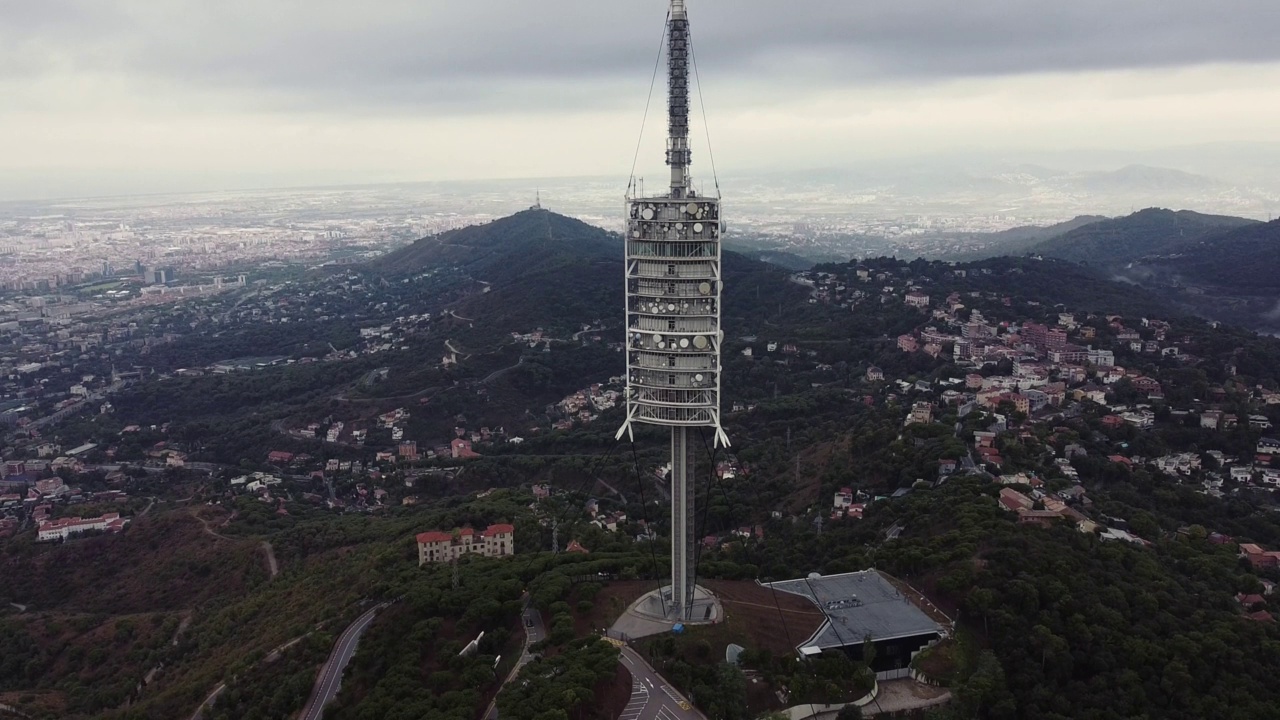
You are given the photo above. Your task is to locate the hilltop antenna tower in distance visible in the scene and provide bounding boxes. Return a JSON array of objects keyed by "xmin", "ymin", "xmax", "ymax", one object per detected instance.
[{"xmin": 617, "ymin": 0, "xmax": 727, "ymax": 623}]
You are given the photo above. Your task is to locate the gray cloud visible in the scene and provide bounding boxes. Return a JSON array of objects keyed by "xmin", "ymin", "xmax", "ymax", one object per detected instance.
[{"xmin": 3, "ymin": 0, "xmax": 1278, "ymax": 114}]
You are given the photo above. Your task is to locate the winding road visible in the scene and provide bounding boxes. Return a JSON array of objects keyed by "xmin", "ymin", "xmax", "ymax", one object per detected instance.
[
  {"xmin": 618, "ymin": 646, "xmax": 706, "ymax": 720},
  {"xmin": 481, "ymin": 356, "xmax": 525, "ymax": 384},
  {"xmin": 298, "ymin": 602, "xmax": 390, "ymax": 720}
]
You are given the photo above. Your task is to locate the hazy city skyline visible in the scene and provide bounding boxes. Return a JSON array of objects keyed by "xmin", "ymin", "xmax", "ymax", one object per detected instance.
[{"xmin": 3, "ymin": 0, "xmax": 1280, "ymax": 200}]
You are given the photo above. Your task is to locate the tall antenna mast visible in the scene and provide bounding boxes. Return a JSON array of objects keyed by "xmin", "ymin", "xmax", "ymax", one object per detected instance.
[
  {"xmin": 617, "ymin": 0, "xmax": 727, "ymax": 623},
  {"xmin": 667, "ymin": 0, "xmax": 691, "ymax": 197}
]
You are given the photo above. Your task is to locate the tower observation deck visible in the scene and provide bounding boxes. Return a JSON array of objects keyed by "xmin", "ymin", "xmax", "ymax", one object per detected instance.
[{"xmin": 617, "ymin": 0, "xmax": 727, "ymax": 622}]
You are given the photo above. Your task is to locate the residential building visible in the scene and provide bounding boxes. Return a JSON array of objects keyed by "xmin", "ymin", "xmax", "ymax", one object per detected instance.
[
  {"xmin": 416, "ymin": 523, "xmax": 515, "ymax": 566},
  {"xmin": 833, "ymin": 487, "xmax": 854, "ymax": 509},
  {"xmin": 451, "ymin": 438, "xmax": 480, "ymax": 459},
  {"xmin": 906, "ymin": 401, "xmax": 933, "ymax": 425},
  {"xmin": 904, "ymin": 291, "xmax": 930, "ymax": 308},
  {"xmin": 37, "ymin": 513, "xmax": 128, "ymax": 542},
  {"xmin": 1241, "ymin": 543, "xmax": 1280, "ymax": 571}
]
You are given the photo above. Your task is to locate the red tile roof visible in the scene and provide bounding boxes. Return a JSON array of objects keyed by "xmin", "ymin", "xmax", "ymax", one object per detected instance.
[{"xmin": 417, "ymin": 523, "xmax": 511, "ymax": 545}]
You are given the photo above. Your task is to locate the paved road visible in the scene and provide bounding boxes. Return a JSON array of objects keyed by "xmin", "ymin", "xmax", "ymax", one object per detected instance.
[
  {"xmin": 595, "ymin": 477, "xmax": 629, "ymax": 505},
  {"xmin": 571, "ymin": 325, "xmax": 605, "ymax": 342},
  {"xmin": 523, "ymin": 605, "xmax": 545, "ymax": 648},
  {"xmin": 188, "ymin": 683, "xmax": 227, "ymax": 720},
  {"xmin": 961, "ymin": 451, "xmax": 994, "ymax": 480},
  {"xmin": 618, "ymin": 646, "xmax": 706, "ymax": 720},
  {"xmin": 298, "ymin": 603, "xmax": 389, "ymax": 720},
  {"xmin": 483, "ymin": 602, "xmax": 544, "ymax": 719},
  {"xmin": 481, "ymin": 357, "xmax": 524, "ymax": 384}
]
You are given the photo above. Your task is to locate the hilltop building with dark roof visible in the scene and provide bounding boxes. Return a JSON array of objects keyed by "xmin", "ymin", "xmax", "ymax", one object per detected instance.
[{"xmin": 764, "ymin": 570, "xmax": 946, "ymax": 675}]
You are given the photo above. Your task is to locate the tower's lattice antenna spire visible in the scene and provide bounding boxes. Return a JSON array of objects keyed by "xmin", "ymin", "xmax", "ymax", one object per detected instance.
[{"xmin": 666, "ymin": 0, "xmax": 691, "ymax": 197}]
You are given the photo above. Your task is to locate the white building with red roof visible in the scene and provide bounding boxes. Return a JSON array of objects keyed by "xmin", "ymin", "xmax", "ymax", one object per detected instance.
[
  {"xmin": 37, "ymin": 513, "xmax": 128, "ymax": 542},
  {"xmin": 416, "ymin": 523, "xmax": 515, "ymax": 566}
]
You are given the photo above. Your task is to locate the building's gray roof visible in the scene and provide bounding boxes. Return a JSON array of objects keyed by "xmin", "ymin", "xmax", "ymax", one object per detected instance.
[{"xmin": 764, "ymin": 570, "xmax": 942, "ymax": 653}]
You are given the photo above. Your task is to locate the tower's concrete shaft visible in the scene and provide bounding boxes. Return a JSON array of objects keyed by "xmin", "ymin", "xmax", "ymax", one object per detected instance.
[{"xmin": 670, "ymin": 427, "xmax": 696, "ymax": 614}]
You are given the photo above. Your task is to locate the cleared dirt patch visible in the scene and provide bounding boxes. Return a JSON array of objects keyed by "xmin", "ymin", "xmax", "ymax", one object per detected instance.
[
  {"xmin": 702, "ymin": 579, "xmax": 826, "ymax": 656},
  {"xmin": 572, "ymin": 579, "xmax": 658, "ymax": 636}
]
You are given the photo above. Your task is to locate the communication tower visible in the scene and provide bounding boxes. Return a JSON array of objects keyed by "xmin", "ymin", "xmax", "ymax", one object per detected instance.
[{"xmin": 616, "ymin": 0, "xmax": 727, "ymax": 621}]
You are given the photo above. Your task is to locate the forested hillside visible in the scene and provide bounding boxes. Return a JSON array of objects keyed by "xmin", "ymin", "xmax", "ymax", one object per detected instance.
[
  {"xmin": 13, "ymin": 210, "xmax": 1280, "ymax": 719},
  {"xmin": 1028, "ymin": 208, "xmax": 1257, "ymax": 266}
]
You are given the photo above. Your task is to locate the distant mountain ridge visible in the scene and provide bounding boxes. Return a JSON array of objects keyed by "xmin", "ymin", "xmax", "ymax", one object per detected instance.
[
  {"xmin": 738, "ymin": 160, "xmax": 1276, "ymax": 218},
  {"xmin": 1064, "ymin": 164, "xmax": 1227, "ymax": 195},
  {"xmin": 1003, "ymin": 208, "xmax": 1279, "ymax": 332},
  {"xmin": 943, "ymin": 215, "xmax": 1108, "ymax": 260},
  {"xmin": 1028, "ymin": 208, "xmax": 1259, "ymax": 265}
]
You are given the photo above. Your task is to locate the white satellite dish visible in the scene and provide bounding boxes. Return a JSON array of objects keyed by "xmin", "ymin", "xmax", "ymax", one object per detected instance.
[
  {"xmin": 668, "ymin": 303, "xmax": 676, "ymax": 311},
  {"xmin": 693, "ymin": 335, "xmax": 708, "ymax": 349},
  {"xmin": 652, "ymin": 334, "xmax": 663, "ymax": 343},
  {"xmin": 693, "ymin": 223, "xmax": 703, "ymax": 233},
  {"xmin": 686, "ymin": 202, "xmax": 698, "ymax": 214},
  {"xmin": 679, "ymin": 338, "xmax": 690, "ymax": 348},
  {"xmin": 641, "ymin": 207, "xmax": 655, "ymax": 220},
  {"xmin": 695, "ymin": 374, "xmax": 704, "ymax": 382},
  {"xmin": 632, "ymin": 230, "xmax": 641, "ymax": 238},
  {"xmin": 657, "ymin": 342, "xmax": 666, "ymax": 349},
  {"xmin": 698, "ymin": 282, "xmax": 711, "ymax": 295}
]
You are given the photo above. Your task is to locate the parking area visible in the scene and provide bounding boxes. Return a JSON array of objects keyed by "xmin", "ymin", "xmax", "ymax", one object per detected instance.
[{"xmin": 620, "ymin": 680, "xmax": 650, "ymax": 720}]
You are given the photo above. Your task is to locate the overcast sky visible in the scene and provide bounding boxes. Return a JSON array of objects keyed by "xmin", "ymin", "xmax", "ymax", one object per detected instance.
[{"xmin": 2, "ymin": 0, "xmax": 1279, "ymax": 199}]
